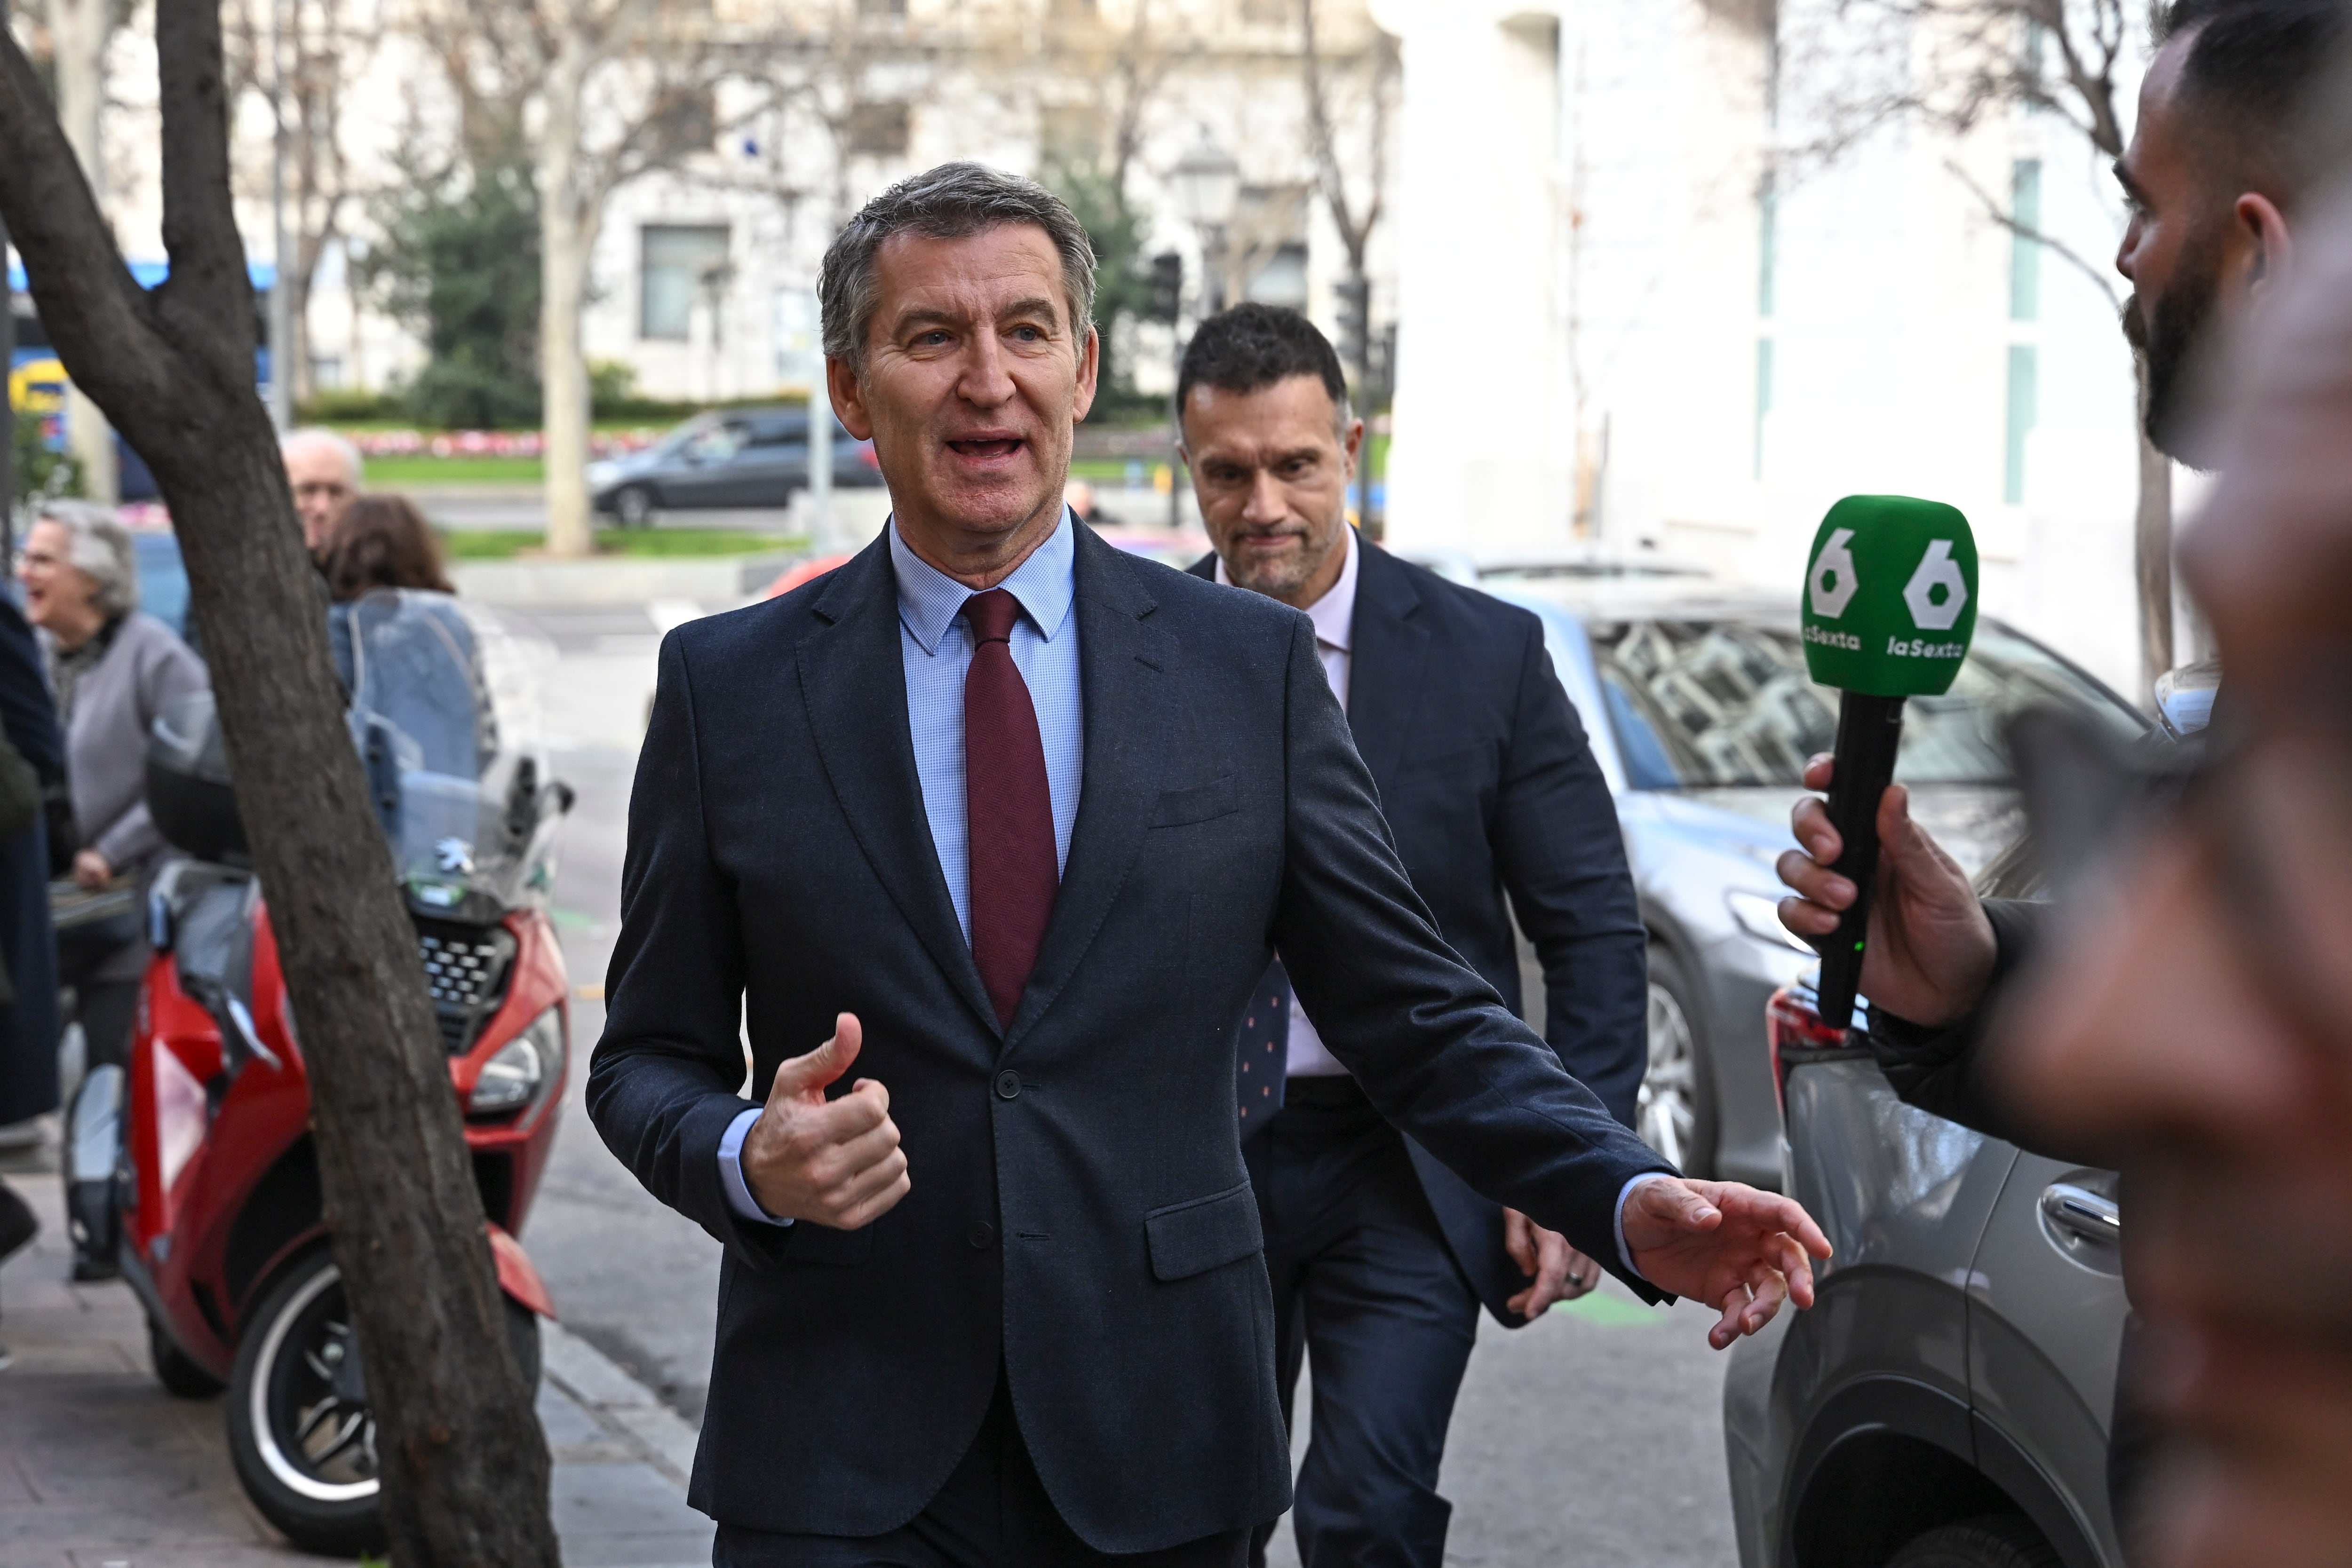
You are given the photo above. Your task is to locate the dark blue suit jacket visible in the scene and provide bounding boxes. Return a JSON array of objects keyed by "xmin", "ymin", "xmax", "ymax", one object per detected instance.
[
  {"xmin": 588, "ymin": 523, "xmax": 1671, "ymax": 1552},
  {"xmin": 1194, "ymin": 538, "xmax": 1647, "ymax": 1324}
]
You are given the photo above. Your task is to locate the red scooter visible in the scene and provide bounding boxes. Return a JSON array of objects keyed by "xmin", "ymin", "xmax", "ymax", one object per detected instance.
[{"xmin": 64, "ymin": 592, "xmax": 572, "ymax": 1556}]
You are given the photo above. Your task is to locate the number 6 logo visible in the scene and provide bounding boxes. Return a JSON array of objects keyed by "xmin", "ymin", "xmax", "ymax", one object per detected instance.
[
  {"xmin": 1903, "ymin": 539, "xmax": 1969, "ymax": 631},
  {"xmin": 1808, "ymin": 528, "xmax": 1859, "ymax": 619}
]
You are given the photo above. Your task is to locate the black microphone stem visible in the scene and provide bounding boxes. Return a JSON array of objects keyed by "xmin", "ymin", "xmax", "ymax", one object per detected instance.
[{"xmin": 1817, "ymin": 692, "xmax": 1907, "ymax": 1029}]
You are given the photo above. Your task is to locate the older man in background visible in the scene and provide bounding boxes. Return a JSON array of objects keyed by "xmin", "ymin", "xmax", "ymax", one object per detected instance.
[{"xmin": 280, "ymin": 428, "xmax": 363, "ymax": 556}]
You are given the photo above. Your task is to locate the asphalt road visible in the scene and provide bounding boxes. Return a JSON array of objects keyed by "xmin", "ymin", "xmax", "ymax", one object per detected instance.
[{"xmin": 509, "ymin": 600, "xmax": 1742, "ymax": 1568}]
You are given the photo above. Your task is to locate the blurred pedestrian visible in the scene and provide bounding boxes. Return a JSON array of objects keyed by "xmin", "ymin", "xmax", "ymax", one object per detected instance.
[
  {"xmin": 0, "ymin": 580, "xmax": 66, "ymax": 1354},
  {"xmin": 1996, "ymin": 151, "xmax": 2352, "ymax": 1568},
  {"xmin": 1180, "ymin": 303, "xmax": 1647, "ymax": 1568},
  {"xmin": 318, "ymin": 493, "xmax": 454, "ymax": 603},
  {"xmin": 18, "ymin": 502, "xmax": 206, "ymax": 1277},
  {"xmin": 281, "ymin": 427, "xmax": 364, "ymax": 558}
]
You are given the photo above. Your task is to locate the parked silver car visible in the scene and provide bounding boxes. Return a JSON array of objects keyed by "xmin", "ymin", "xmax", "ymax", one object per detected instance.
[
  {"xmin": 1719, "ymin": 967, "xmax": 2130, "ymax": 1568},
  {"xmin": 1486, "ymin": 578, "xmax": 2144, "ymax": 1186}
]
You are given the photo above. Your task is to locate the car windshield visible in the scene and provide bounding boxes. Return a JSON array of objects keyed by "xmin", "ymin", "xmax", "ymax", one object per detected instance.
[{"xmin": 1590, "ymin": 615, "xmax": 2144, "ymax": 790}]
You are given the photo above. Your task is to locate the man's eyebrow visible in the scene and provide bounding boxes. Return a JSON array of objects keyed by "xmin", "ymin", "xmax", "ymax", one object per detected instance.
[
  {"xmin": 2112, "ymin": 159, "xmax": 2146, "ymax": 201},
  {"xmin": 998, "ymin": 296, "xmax": 1063, "ymax": 328}
]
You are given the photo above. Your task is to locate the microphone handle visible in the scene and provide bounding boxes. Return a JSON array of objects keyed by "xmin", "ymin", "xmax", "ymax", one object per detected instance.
[{"xmin": 1816, "ymin": 692, "xmax": 1907, "ymax": 1029}]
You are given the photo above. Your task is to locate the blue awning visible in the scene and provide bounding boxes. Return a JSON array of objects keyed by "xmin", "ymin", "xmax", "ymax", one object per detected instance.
[{"xmin": 9, "ymin": 257, "xmax": 276, "ymax": 293}]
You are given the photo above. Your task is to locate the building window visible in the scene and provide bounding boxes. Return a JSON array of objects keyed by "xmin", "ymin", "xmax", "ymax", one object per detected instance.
[
  {"xmin": 2009, "ymin": 159, "xmax": 2042, "ymax": 320},
  {"xmin": 1758, "ymin": 172, "xmax": 1778, "ymax": 317},
  {"xmin": 641, "ymin": 224, "xmax": 731, "ymax": 341},
  {"xmin": 2004, "ymin": 344, "xmax": 2037, "ymax": 505},
  {"xmin": 1239, "ymin": 0, "xmax": 1289, "ymax": 21},
  {"xmin": 1246, "ymin": 244, "xmax": 1309, "ymax": 309},
  {"xmin": 1754, "ymin": 337, "xmax": 1773, "ymax": 480},
  {"xmin": 858, "ymin": 0, "xmax": 905, "ymax": 15},
  {"xmin": 846, "ymin": 102, "xmax": 911, "ymax": 158}
]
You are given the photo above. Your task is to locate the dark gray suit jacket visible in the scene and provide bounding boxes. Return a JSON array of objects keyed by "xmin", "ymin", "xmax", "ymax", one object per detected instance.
[
  {"xmin": 587, "ymin": 523, "xmax": 1671, "ymax": 1552},
  {"xmin": 1193, "ymin": 538, "xmax": 1648, "ymax": 1324}
]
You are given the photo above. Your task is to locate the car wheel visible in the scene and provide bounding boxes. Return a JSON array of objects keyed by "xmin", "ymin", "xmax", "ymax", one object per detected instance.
[
  {"xmin": 1887, "ymin": 1515, "xmax": 2061, "ymax": 1568},
  {"xmin": 613, "ymin": 484, "xmax": 656, "ymax": 527},
  {"xmin": 1639, "ymin": 945, "xmax": 1717, "ymax": 1177},
  {"xmin": 150, "ymin": 1315, "xmax": 226, "ymax": 1398}
]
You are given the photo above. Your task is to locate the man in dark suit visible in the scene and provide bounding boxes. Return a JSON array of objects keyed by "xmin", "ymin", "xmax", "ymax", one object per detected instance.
[
  {"xmin": 1176, "ymin": 303, "xmax": 1645, "ymax": 1568},
  {"xmin": 589, "ymin": 161, "xmax": 1829, "ymax": 1568}
]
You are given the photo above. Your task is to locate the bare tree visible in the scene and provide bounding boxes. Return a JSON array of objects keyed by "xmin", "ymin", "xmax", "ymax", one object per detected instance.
[
  {"xmin": 223, "ymin": 0, "xmax": 370, "ymax": 406},
  {"xmin": 1299, "ymin": 0, "xmax": 1396, "ymax": 525},
  {"xmin": 0, "ymin": 4, "xmax": 560, "ymax": 1561},
  {"xmin": 412, "ymin": 0, "xmax": 730, "ymax": 555},
  {"xmin": 1777, "ymin": 0, "xmax": 2174, "ymax": 691},
  {"xmin": 35, "ymin": 0, "xmax": 127, "ymax": 498}
]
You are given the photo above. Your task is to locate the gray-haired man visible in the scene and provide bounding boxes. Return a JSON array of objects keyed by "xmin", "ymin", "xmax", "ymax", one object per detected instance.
[
  {"xmin": 280, "ymin": 427, "xmax": 362, "ymax": 556},
  {"xmin": 588, "ymin": 160, "xmax": 1829, "ymax": 1568}
]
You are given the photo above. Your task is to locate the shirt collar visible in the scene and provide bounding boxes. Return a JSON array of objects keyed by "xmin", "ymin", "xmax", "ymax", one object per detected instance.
[
  {"xmin": 1215, "ymin": 525, "xmax": 1359, "ymax": 654},
  {"xmin": 889, "ymin": 508, "xmax": 1077, "ymax": 656}
]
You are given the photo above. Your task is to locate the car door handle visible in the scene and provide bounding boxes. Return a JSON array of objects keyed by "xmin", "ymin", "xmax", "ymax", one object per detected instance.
[{"xmin": 2041, "ymin": 1182, "xmax": 2121, "ymax": 1244}]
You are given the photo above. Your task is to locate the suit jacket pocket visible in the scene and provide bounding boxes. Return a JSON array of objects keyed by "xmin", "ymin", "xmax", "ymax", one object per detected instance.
[
  {"xmin": 1144, "ymin": 1180, "xmax": 1263, "ymax": 1281},
  {"xmin": 1149, "ymin": 774, "xmax": 1238, "ymax": 828},
  {"xmin": 781, "ymin": 1220, "xmax": 874, "ymax": 1267}
]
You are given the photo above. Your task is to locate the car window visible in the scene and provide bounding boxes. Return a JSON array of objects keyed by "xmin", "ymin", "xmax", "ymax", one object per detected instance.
[
  {"xmin": 132, "ymin": 532, "xmax": 190, "ymax": 641},
  {"xmin": 684, "ymin": 423, "xmax": 747, "ymax": 462},
  {"xmin": 1589, "ymin": 617, "xmax": 2144, "ymax": 790},
  {"xmin": 745, "ymin": 415, "xmax": 805, "ymax": 448}
]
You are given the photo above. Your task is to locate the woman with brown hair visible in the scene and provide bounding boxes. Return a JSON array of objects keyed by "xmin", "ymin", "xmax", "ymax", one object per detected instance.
[{"xmin": 318, "ymin": 493, "xmax": 454, "ymax": 602}]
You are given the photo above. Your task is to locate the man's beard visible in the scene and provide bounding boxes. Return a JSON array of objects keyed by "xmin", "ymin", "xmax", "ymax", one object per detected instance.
[
  {"xmin": 2124, "ymin": 228, "xmax": 2226, "ymax": 467},
  {"xmin": 1226, "ymin": 523, "xmax": 1343, "ymax": 600}
]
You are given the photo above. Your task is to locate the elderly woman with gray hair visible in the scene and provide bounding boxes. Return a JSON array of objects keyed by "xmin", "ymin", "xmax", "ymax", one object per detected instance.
[{"xmin": 18, "ymin": 505, "xmax": 206, "ymax": 1135}]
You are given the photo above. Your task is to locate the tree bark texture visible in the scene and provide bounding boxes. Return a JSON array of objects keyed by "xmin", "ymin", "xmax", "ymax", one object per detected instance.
[
  {"xmin": 0, "ymin": 9, "xmax": 559, "ymax": 1564},
  {"xmin": 539, "ymin": 36, "xmax": 596, "ymax": 558},
  {"xmin": 2134, "ymin": 359, "xmax": 2174, "ymax": 699},
  {"xmin": 45, "ymin": 0, "xmax": 119, "ymax": 501}
]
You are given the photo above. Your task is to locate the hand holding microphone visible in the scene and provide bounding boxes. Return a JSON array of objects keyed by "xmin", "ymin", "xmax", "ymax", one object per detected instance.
[{"xmin": 1774, "ymin": 497, "xmax": 1994, "ymax": 1029}]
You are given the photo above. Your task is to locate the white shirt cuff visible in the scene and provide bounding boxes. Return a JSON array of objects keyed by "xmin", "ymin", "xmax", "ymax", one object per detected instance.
[
  {"xmin": 719, "ymin": 1105, "xmax": 792, "ymax": 1227},
  {"xmin": 1613, "ymin": 1172, "xmax": 1676, "ymax": 1283}
]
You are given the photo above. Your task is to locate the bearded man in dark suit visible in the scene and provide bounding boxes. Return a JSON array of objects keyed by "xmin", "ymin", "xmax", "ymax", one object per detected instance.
[
  {"xmin": 1177, "ymin": 303, "xmax": 1647, "ymax": 1568},
  {"xmin": 589, "ymin": 161, "xmax": 1830, "ymax": 1568}
]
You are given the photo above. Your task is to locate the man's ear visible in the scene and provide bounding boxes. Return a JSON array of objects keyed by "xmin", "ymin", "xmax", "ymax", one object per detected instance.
[
  {"xmin": 1343, "ymin": 416, "xmax": 1366, "ymax": 479},
  {"xmin": 2236, "ymin": 191, "xmax": 2294, "ymax": 307},
  {"xmin": 1072, "ymin": 325, "xmax": 1101, "ymax": 424},
  {"xmin": 827, "ymin": 356, "xmax": 874, "ymax": 442}
]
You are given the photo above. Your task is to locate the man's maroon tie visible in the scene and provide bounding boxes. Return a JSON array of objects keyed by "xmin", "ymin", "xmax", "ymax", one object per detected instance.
[{"xmin": 963, "ymin": 589, "xmax": 1057, "ymax": 1029}]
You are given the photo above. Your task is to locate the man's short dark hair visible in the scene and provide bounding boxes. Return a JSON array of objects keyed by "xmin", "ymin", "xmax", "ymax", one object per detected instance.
[
  {"xmin": 2157, "ymin": 0, "xmax": 2350, "ymax": 204},
  {"xmin": 818, "ymin": 162, "xmax": 1097, "ymax": 375},
  {"xmin": 1176, "ymin": 304, "xmax": 1351, "ymax": 432}
]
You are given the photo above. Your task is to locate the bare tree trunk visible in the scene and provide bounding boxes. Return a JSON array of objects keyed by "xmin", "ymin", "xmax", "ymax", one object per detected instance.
[
  {"xmin": 2133, "ymin": 359, "xmax": 2173, "ymax": 699},
  {"xmin": 539, "ymin": 40, "xmax": 595, "ymax": 558},
  {"xmin": 0, "ymin": 8, "xmax": 560, "ymax": 1561},
  {"xmin": 46, "ymin": 0, "xmax": 118, "ymax": 500}
]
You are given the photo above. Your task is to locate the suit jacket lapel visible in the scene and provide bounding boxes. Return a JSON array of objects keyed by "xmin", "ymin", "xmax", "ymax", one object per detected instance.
[
  {"xmin": 1343, "ymin": 537, "xmax": 1428, "ymax": 800},
  {"xmin": 1005, "ymin": 525, "xmax": 1170, "ymax": 1049},
  {"xmin": 796, "ymin": 536, "xmax": 1001, "ymax": 1036}
]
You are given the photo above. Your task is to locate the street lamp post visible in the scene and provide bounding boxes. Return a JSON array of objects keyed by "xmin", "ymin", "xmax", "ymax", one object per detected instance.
[
  {"xmin": 267, "ymin": 0, "xmax": 293, "ymax": 433},
  {"xmin": 1168, "ymin": 130, "xmax": 1240, "ymax": 527}
]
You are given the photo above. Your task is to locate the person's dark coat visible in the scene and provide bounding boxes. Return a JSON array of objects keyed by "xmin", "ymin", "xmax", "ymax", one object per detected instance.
[
  {"xmin": 1190, "ymin": 537, "xmax": 1648, "ymax": 1323},
  {"xmin": 0, "ymin": 594, "xmax": 64, "ymax": 1127},
  {"xmin": 587, "ymin": 524, "xmax": 1672, "ymax": 1553}
]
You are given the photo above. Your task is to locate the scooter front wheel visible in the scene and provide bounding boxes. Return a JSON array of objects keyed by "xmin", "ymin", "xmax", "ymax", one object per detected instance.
[{"xmin": 225, "ymin": 1250, "xmax": 542, "ymax": 1557}]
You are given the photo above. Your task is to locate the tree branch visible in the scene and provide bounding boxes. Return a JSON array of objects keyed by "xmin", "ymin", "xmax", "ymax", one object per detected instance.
[{"xmin": 1943, "ymin": 154, "xmax": 2121, "ymax": 309}]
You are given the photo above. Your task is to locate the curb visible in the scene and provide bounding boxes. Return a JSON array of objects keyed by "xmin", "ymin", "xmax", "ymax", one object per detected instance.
[
  {"xmin": 540, "ymin": 1321, "xmax": 700, "ymax": 1491},
  {"xmin": 452, "ymin": 553, "xmax": 799, "ymax": 605}
]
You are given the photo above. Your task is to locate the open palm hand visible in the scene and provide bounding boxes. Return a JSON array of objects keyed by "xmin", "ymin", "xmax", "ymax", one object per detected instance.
[{"xmin": 1624, "ymin": 1178, "xmax": 1833, "ymax": 1349}]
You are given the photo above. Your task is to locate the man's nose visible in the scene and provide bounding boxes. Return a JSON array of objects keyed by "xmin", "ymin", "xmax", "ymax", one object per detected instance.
[
  {"xmin": 957, "ymin": 331, "xmax": 1017, "ymax": 407},
  {"xmin": 2116, "ymin": 216, "xmax": 2143, "ymax": 284},
  {"xmin": 1241, "ymin": 470, "xmax": 1286, "ymax": 523}
]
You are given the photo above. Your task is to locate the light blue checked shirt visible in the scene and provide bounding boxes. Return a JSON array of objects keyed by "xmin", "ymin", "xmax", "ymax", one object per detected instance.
[{"xmin": 721, "ymin": 512, "xmax": 1085, "ymax": 1224}]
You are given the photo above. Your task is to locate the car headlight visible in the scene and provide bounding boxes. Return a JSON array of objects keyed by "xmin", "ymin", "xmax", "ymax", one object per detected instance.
[
  {"xmin": 1727, "ymin": 890, "xmax": 1816, "ymax": 955},
  {"xmin": 585, "ymin": 461, "xmax": 617, "ymax": 489},
  {"xmin": 469, "ymin": 1006, "xmax": 566, "ymax": 1120}
]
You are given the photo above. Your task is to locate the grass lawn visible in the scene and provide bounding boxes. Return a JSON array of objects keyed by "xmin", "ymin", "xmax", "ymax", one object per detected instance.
[
  {"xmin": 441, "ymin": 528, "xmax": 804, "ymax": 561},
  {"xmin": 370, "ymin": 454, "xmax": 544, "ymax": 487}
]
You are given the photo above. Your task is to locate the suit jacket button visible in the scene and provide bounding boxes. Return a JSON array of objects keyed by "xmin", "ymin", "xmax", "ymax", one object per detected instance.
[
  {"xmin": 994, "ymin": 1070, "xmax": 1021, "ymax": 1100},
  {"xmin": 968, "ymin": 1222, "xmax": 997, "ymax": 1250}
]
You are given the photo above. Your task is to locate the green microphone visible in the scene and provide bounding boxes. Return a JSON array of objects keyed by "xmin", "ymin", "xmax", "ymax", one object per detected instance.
[{"xmin": 1800, "ymin": 496, "xmax": 1979, "ymax": 1029}]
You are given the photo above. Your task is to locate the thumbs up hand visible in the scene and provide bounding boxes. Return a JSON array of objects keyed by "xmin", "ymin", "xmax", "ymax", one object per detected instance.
[{"xmin": 741, "ymin": 1014, "xmax": 911, "ymax": 1228}]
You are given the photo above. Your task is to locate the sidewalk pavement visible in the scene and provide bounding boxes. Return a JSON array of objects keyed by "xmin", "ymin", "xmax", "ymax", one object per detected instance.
[{"xmin": 0, "ymin": 1167, "xmax": 715, "ymax": 1568}]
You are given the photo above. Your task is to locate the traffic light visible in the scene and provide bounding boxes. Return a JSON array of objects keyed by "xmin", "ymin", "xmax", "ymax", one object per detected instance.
[
  {"xmin": 1150, "ymin": 252, "xmax": 1184, "ymax": 324},
  {"xmin": 1335, "ymin": 275, "xmax": 1371, "ymax": 385}
]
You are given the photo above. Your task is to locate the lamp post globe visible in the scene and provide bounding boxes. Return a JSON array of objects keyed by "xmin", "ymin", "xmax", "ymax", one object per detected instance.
[{"xmin": 1172, "ymin": 130, "xmax": 1241, "ymax": 315}]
